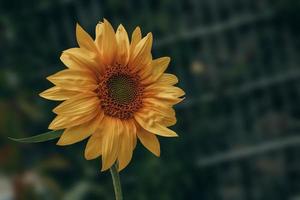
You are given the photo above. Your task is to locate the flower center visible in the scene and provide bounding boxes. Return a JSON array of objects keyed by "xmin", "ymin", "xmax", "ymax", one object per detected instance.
[
  {"xmin": 97, "ymin": 65, "xmax": 144, "ymax": 119},
  {"xmin": 107, "ymin": 74, "xmax": 137, "ymax": 105}
]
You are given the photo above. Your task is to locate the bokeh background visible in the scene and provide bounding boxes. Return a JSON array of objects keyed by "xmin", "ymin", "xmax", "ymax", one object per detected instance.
[{"xmin": 1, "ymin": 0, "xmax": 300, "ymax": 199}]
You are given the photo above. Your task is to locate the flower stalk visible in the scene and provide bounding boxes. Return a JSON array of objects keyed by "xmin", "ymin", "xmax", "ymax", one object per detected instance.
[{"xmin": 110, "ymin": 162, "xmax": 123, "ymax": 200}]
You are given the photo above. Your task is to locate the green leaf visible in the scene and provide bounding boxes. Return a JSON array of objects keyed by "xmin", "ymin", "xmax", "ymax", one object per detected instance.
[{"xmin": 8, "ymin": 130, "xmax": 63, "ymax": 143}]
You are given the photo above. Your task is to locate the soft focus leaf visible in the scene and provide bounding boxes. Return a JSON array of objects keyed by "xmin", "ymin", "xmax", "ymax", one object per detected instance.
[{"xmin": 8, "ymin": 130, "xmax": 63, "ymax": 143}]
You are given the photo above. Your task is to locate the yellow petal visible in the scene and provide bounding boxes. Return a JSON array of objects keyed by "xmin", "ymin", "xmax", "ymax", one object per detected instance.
[
  {"xmin": 47, "ymin": 69, "xmax": 96, "ymax": 83},
  {"xmin": 129, "ymin": 120, "xmax": 137, "ymax": 150},
  {"xmin": 39, "ymin": 86, "xmax": 78, "ymax": 101},
  {"xmin": 84, "ymin": 112, "xmax": 105, "ymax": 160},
  {"xmin": 57, "ymin": 127, "xmax": 90, "ymax": 146},
  {"xmin": 63, "ymin": 47, "xmax": 95, "ymax": 58},
  {"xmin": 76, "ymin": 23, "xmax": 97, "ymax": 52},
  {"xmin": 53, "ymin": 93, "xmax": 99, "ymax": 116},
  {"xmin": 95, "ymin": 22, "xmax": 104, "ymax": 38},
  {"xmin": 137, "ymin": 127, "xmax": 160, "ymax": 156},
  {"xmin": 60, "ymin": 53, "xmax": 78, "ymax": 69},
  {"xmin": 57, "ymin": 111, "xmax": 103, "ymax": 146},
  {"xmin": 95, "ymin": 22, "xmax": 104, "ymax": 52},
  {"xmin": 60, "ymin": 49, "xmax": 101, "ymax": 75},
  {"xmin": 101, "ymin": 19, "xmax": 117, "ymax": 65},
  {"xmin": 134, "ymin": 109, "xmax": 178, "ymax": 137},
  {"xmin": 49, "ymin": 110, "xmax": 98, "ymax": 130},
  {"xmin": 133, "ymin": 137, "xmax": 137, "ymax": 150},
  {"xmin": 129, "ymin": 33, "xmax": 153, "ymax": 72},
  {"xmin": 130, "ymin": 26, "xmax": 142, "ymax": 56},
  {"xmin": 89, "ymin": 23, "xmax": 107, "ymax": 75},
  {"xmin": 143, "ymin": 98, "xmax": 176, "ymax": 127},
  {"xmin": 142, "ymin": 57, "xmax": 170, "ymax": 84},
  {"xmin": 144, "ymin": 85, "xmax": 185, "ymax": 105},
  {"xmin": 158, "ymin": 115, "xmax": 176, "ymax": 127},
  {"xmin": 117, "ymin": 120, "xmax": 136, "ymax": 171},
  {"xmin": 144, "ymin": 98, "xmax": 175, "ymax": 115},
  {"xmin": 115, "ymin": 24, "xmax": 130, "ymax": 66},
  {"xmin": 47, "ymin": 69, "xmax": 98, "ymax": 92},
  {"xmin": 85, "ymin": 130, "xmax": 103, "ymax": 160},
  {"xmin": 156, "ymin": 73, "xmax": 178, "ymax": 86},
  {"xmin": 101, "ymin": 117, "xmax": 121, "ymax": 171}
]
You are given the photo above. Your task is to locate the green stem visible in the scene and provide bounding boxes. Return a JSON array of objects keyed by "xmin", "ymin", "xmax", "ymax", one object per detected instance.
[{"xmin": 110, "ymin": 162, "xmax": 123, "ymax": 200}]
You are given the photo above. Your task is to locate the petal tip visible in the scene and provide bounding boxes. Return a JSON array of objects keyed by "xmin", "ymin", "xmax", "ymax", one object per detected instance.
[
  {"xmin": 103, "ymin": 18, "xmax": 112, "ymax": 27},
  {"xmin": 165, "ymin": 56, "xmax": 171, "ymax": 63},
  {"xmin": 117, "ymin": 24, "xmax": 125, "ymax": 30},
  {"xmin": 48, "ymin": 121, "xmax": 58, "ymax": 130},
  {"xmin": 146, "ymin": 32, "xmax": 153, "ymax": 42},
  {"xmin": 101, "ymin": 166, "xmax": 109, "ymax": 172},
  {"xmin": 84, "ymin": 152, "xmax": 95, "ymax": 161},
  {"xmin": 39, "ymin": 91, "xmax": 46, "ymax": 98},
  {"xmin": 75, "ymin": 23, "xmax": 83, "ymax": 35},
  {"xmin": 75, "ymin": 23, "xmax": 80, "ymax": 29},
  {"xmin": 132, "ymin": 26, "xmax": 142, "ymax": 37},
  {"xmin": 153, "ymin": 151, "xmax": 161, "ymax": 157},
  {"xmin": 56, "ymin": 137, "xmax": 66, "ymax": 146}
]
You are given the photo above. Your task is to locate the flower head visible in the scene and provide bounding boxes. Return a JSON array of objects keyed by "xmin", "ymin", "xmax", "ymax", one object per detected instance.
[{"xmin": 40, "ymin": 19, "xmax": 185, "ymax": 171}]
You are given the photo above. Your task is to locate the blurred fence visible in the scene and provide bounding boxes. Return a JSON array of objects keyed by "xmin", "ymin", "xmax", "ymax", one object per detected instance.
[{"xmin": 1, "ymin": 0, "xmax": 300, "ymax": 199}]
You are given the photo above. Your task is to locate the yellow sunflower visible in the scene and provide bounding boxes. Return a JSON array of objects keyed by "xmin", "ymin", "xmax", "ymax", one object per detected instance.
[{"xmin": 40, "ymin": 19, "xmax": 185, "ymax": 171}]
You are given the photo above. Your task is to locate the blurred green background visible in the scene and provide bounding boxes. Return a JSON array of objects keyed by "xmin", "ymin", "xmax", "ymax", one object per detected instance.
[{"xmin": 1, "ymin": 0, "xmax": 300, "ymax": 199}]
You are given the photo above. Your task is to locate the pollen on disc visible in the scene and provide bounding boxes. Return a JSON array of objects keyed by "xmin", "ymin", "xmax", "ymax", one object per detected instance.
[
  {"xmin": 108, "ymin": 74, "xmax": 137, "ymax": 105},
  {"xmin": 97, "ymin": 64, "xmax": 144, "ymax": 119}
]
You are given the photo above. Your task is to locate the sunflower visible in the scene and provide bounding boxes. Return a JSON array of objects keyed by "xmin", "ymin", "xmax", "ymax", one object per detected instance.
[{"xmin": 40, "ymin": 19, "xmax": 185, "ymax": 171}]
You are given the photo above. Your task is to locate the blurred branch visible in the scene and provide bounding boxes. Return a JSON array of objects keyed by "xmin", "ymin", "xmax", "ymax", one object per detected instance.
[
  {"xmin": 180, "ymin": 68, "xmax": 300, "ymax": 109},
  {"xmin": 155, "ymin": 10, "xmax": 275, "ymax": 48},
  {"xmin": 197, "ymin": 134, "xmax": 300, "ymax": 167}
]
